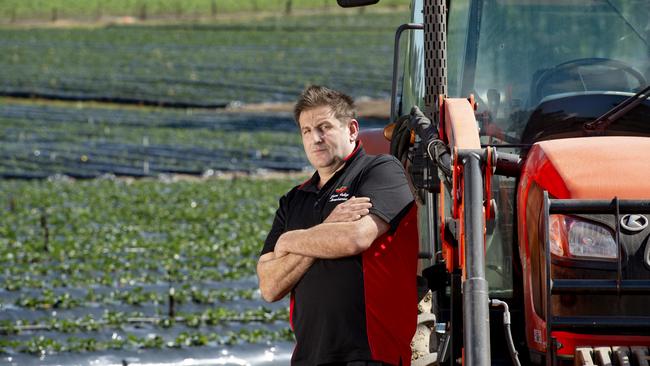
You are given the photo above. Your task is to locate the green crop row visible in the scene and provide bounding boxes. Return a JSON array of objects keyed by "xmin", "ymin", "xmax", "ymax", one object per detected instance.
[
  {"xmin": 14, "ymin": 286, "xmax": 257, "ymax": 310},
  {"xmin": 0, "ymin": 178, "xmax": 299, "ymax": 287},
  {"xmin": 0, "ymin": 12, "xmax": 403, "ymax": 106},
  {"xmin": 0, "ymin": 177, "xmax": 300, "ymax": 356},
  {"xmin": 0, "ymin": 0, "xmax": 409, "ymax": 23},
  {"xmin": 1, "ymin": 307, "xmax": 289, "ymax": 334},
  {"xmin": 0, "ymin": 100, "xmax": 304, "ymax": 152},
  {"xmin": 0, "ymin": 328, "xmax": 294, "ymax": 355},
  {"xmin": 0, "ymin": 98, "xmax": 384, "ymax": 178}
]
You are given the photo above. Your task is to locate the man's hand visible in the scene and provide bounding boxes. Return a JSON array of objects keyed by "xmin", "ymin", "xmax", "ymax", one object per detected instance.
[
  {"xmin": 274, "ymin": 247, "xmax": 288, "ymax": 258},
  {"xmin": 324, "ymin": 196, "xmax": 372, "ymax": 223},
  {"xmin": 274, "ymin": 197, "xmax": 371, "ymax": 257},
  {"xmin": 275, "ymin": 213, "xmax": 388, "ymax": 259}
]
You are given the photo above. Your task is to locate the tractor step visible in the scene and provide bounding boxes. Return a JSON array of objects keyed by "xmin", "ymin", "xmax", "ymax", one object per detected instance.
[{"xmin": 575, "ymin": 346, "xmax": 650, "ymax": 366}]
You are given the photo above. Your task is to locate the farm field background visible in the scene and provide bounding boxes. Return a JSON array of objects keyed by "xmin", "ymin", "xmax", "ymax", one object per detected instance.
[
  {"xmin": 0, "ymin": 3, "xmax": 408, "ymax": 365},
  {"xmin": 0, "ymin": 100, "xmax": 385, "ymax": 180},
  {"xmin": 1, "ymin": 13, "xmax": 402, "ymax": 107},
  {"xmin": 0, "ymin": 9, "xmax": 399, "ymax": 178},
  {"xmin": 0, "ymin": 178, "xmax": 298, "ymax": 365},
  {"xmin": 1, "ymin": 0, "xmax": 409, "ymax": 24}
]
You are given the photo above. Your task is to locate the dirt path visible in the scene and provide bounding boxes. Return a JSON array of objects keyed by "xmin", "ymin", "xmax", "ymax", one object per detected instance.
[
  {"xmin": 1, "ymin": 96, "xmax": 390, "ymax": 119},
  {"xmin": 229, "ymin": 98, "xmax": 390, "ymax": 119}
]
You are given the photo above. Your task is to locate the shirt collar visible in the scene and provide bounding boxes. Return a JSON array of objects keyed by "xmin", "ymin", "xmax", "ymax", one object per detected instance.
[{"xmin": 342, "ymin": 140, "xmax": 363, "ymax": 162}]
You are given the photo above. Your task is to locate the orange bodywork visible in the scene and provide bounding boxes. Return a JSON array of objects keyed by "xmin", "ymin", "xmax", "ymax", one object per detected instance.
[
  {"xmin": 364, "ymin": 105, "xmax": 650, "ymax": 360},
  {"xmin": 443, "ymin": 98, "xmax": 481, "ymax": 150},
  {"xmin": 524, "ymin": 137, "xmax": 650, "ymax": 200},
  {"xmin": 517, "ymin": 136, "xmax": 650, "ymax": 353},
  {"xmin": 439, "ymin": 98, "xmax": 482, "ymax": 277},
  {"xmin": 358, "ymin": 128, "xmax": 391, "ymax": 155}
]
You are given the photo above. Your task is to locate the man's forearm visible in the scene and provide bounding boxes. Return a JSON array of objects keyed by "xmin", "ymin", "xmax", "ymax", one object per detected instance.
[
  {"xmin": 276, "ymin": 215, "xmax": 386, "ymax": 259},
  {"xmin": 257, "ymin": 253, "xmax": 314, "ymax": 302}
]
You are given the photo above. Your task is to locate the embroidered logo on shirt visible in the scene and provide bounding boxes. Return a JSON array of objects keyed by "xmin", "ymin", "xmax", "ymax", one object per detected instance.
[{"xmin": 329, "ymin": 186, "xmax": 350, "ymax": 202}]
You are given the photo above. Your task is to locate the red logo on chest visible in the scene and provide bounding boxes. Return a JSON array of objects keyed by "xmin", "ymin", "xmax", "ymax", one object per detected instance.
[{"xmin": 335, "ymin": 186, "xmax": 348, "ymax": 194}]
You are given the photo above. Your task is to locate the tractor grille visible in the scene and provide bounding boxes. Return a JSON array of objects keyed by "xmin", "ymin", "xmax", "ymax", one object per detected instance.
[{"xmin": 575, "ymin": 346, "xmax": 650, "ymax": 366}]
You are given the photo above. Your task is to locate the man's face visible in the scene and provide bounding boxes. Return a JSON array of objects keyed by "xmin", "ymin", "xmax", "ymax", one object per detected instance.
[{"xmin": 298, "ymin": 105, "xmax": 358, "ymax": 173}]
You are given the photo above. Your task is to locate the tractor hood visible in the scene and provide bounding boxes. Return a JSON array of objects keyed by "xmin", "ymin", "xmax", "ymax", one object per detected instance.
[{"xmin": 521, "ymin": 136, "xmax": 650, "ymax": 199}]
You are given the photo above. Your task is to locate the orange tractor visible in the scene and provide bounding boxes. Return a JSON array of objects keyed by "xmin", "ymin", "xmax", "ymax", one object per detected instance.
[{"xmin": 340, "ymin": 0, "xmax": 650, "ymax": 364}]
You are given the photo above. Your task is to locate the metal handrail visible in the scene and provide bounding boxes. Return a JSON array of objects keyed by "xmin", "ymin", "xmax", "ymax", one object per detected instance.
[{"xmin": 390, "ymin": 23, "xmax": 424, "ymax": 122}]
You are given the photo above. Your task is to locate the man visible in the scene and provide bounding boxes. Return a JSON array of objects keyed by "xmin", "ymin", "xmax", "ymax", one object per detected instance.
[{"xmin": 257, "ymin": 85, "xmax": 418, "ymax": 366}]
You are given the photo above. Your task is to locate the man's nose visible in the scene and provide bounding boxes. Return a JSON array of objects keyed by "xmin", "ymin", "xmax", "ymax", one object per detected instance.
[{"xmin": 311, "ymin": 129, "xmax": 324, "ymax": 143}]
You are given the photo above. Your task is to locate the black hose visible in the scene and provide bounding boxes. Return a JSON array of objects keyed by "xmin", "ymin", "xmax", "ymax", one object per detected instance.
[
  {"xmin": 490, "ymin": 299, "xmax": 522, "ymax": 366},
  {"xmin": 427, "ymin": 139, "xmax": 452, "ymax": 177}
]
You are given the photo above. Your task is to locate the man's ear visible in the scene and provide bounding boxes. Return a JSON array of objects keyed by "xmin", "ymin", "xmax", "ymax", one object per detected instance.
[{"xmin": 348, "ymin": 119, "xmax": 360, "ymax": 142}]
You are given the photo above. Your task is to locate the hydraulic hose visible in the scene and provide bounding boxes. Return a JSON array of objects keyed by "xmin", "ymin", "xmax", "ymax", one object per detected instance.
[
  {"xmin": 403, "ymin": 106, "xmax": 452, "ymax": 178},
  {"xmin": 489, "ymin": 299, "xmax": 522, "ymax": 366}
]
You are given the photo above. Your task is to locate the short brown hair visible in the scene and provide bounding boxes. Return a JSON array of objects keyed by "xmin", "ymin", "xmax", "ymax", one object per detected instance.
[{"xmin": 293, "ymin": 85, "xmax": 357, "ymax": 125}]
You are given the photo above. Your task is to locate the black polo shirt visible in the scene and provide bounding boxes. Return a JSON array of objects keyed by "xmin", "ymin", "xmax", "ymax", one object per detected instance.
[{"xmin": 261, "ymin": 144, "xmax": 416, "ymax": 366}]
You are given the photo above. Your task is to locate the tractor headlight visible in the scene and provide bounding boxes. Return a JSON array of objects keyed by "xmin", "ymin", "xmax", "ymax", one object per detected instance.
[
  {"xmin": 567, "ymin": 218, "xmax": 617, "ymax": 259},
  {"xmin": 549, "ymin": 215, "xmax": 617, "ymax": 260}
]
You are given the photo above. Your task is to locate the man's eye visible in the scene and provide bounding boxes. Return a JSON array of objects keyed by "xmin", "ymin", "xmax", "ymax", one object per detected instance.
[{"xmin": 302, "ymin": 129, "xmax": 310, "ymax": 135}]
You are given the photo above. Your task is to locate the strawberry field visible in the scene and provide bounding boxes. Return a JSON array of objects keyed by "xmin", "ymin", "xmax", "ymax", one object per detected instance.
[
  {"xmin": 0, "ymin": 178, "xmax": 302, "ymax": 364},
  {"xmin": 0, "ymin": 8, "xmax": 404, "ymax": 365},
  {"xmin": 0, "ymin": 0, "xmax": 408, "ymax": 23},
  {"xmin": 0, "ymin": 100, "xmax": 386, "ymax": 179},
  {"xmin": 0, "ymin": 13, "xmax": 402, "ymax": 107},
  {"xmin": 0, "ymin": 101, "xmax": 306, "ymax": 179}
]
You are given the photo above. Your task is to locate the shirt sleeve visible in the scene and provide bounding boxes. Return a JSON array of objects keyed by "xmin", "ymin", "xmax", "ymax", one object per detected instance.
[
  {"xmin": 260, "ymin": 194, "xmax": 288, "ymax": 256},
  {"xmin": 357, "ymin": 155, "xmax": 414, "ymax": 232}
]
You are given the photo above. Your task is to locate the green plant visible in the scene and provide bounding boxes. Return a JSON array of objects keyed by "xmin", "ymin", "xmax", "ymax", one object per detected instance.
[{"xmin": 0, "ymin": 178, "xmax": 299, "ymax": 356}]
